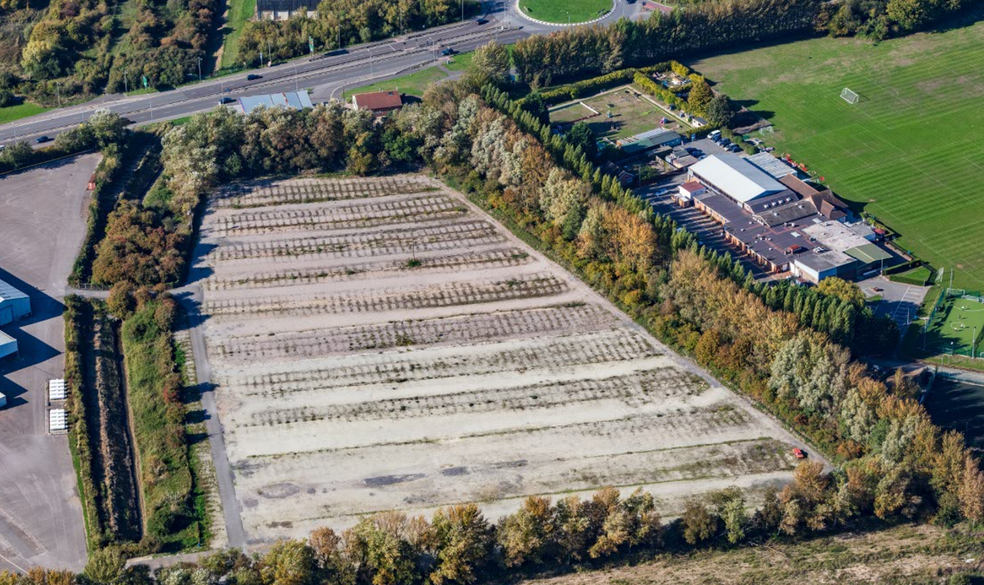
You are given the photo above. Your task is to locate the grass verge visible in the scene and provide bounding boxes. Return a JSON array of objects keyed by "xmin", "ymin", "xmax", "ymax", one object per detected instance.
[
  {"xmin": 344, "ymin": 66, "xmax": 450, "ymax": 99},
  {"xmin": 220, "ymin": 0, "xmax": 258, "ymax": 69},
  {"xmin": 0, "ymin": 101, "xmax": 49, "ymax": 124}
]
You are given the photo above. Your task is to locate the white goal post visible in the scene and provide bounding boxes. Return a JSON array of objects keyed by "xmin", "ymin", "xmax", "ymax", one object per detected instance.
[{"xmin": 841, "ymin": 88, "xmax": 860, "ymax": 104}]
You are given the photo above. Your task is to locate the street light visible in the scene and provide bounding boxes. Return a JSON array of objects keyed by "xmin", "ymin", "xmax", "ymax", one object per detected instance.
[
  {"xmin": 197, "ymin": 57, "xmax": 203, "ymax": 83},
  {"xmin": 367, "ymin": 47, "xmax": 375, "ymax": 79},
  {"xmin": 293, "ymin": 61, "xmax": 299, "ymax": 92}
]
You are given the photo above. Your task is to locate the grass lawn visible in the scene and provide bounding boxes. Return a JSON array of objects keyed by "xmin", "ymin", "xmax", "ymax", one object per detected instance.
[
  {"xmin": 691, "ymin": 20, "xmax": 984, "ymax": 290},
  {"xmin": 518, "ymin": 0, "xmax": 610, "ymax": 23},
  {"xmin": 0, "ymin": 102, "xmax": 49, "ymax": 124},
  {"xmin": 344, "ymin": 66, "xmax": 449, "ymax": 99},
  {"xmin": 551, "ymin": 85, "xmax": 690, "ymax": 139},
  {"xmin": 220, "ymin": 0, "xmax": 257, "ymax": 70},
  {"xmin": 890, "ymin": 265, "xmax": 932, "ymax": 286}
]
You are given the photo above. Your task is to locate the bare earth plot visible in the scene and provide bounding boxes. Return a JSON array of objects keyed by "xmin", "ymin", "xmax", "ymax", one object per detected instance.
[{"xmin": 195, "ymin": 175, "xmax": 808, "ymax": 543}]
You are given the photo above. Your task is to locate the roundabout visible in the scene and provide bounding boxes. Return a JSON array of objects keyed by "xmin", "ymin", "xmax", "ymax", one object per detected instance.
[{"xmin": 517, "ymin": 0, "xmax": 615, "ymax": 25}]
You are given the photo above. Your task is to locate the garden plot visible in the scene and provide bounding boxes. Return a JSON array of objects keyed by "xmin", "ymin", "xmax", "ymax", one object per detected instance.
[{"xmin": 195, "ymin": 175, "xmax": 807, "ymax": 543}]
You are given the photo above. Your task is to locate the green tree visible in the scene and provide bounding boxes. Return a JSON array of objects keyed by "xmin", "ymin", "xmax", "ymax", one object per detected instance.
[
  {"xmin": 681, "ymin": 498, "xmax": 717, "ymax": 545},
  {"xmin": 687, "ymin": 77, "xmax": 713, "ymax": 115},
  {"xmin": 816, "ymin": 277, "xmax": 865, "ymax": 307},
  {"xmin": 429, "ymin": 505, "xmax": 494, "ymax": 585},
  {"xmin": 468, "ymin": 40, "xmax": 510, "ymax": 87},
  {"xmin": 705, "ymin": 94, "xmax": 735, "ymax": 127},
  {"xmin": 497, "ymin": 496, "xmax": 556, "ymax": 567},
  {"xmin": 260, "ymin": 540, "xmax": 317, "ymax": 585},
  {"xmin": 566, "ymin": 122, "xmax": 597, "ymax": 161}
]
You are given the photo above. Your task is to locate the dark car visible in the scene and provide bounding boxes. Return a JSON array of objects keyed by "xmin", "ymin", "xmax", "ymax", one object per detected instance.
[
  {"xmin": 441, "ymin": 47, "xmax": 456, "ymax": 56},
  {"xmin": 247, "ymin": 74, "xmax": 262, "ymax": 81},
  {"xmin": 218, "ymin": 97, "xmax": 235, "ymax": 105},
  {"xmin": 36, "ymin": 135, "xmax": 51, "ymax": 143},
  {"xmin": 475, "ymin": 17, "xmax": 488, "ymax": 24}
]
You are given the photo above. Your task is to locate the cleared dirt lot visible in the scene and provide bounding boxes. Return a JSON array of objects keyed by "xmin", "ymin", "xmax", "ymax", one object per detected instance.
[
  {"xmin": 0, "ymin": 154, "xmax": 97, "ymax": 572},
  {"xmin": 196, "ymin": 175, "xmax": 807, "ymax": 543}
]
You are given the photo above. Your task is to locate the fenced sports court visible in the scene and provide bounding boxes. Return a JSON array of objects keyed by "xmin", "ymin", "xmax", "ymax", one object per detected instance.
[{"xmin": 924, "ymin": 288, "xmax": 984, "ymax": 358}]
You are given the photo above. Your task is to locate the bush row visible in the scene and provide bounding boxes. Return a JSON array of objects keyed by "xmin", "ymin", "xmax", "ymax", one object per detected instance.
[{"xmin": 118, "ymin": 294, "xmax": 199, "ymax": 552}]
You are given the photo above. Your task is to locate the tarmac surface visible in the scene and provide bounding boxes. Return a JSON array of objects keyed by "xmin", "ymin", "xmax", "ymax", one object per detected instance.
[{"xmin": 0, "ymin": 153, "xmax": 100, "ymax": 573}]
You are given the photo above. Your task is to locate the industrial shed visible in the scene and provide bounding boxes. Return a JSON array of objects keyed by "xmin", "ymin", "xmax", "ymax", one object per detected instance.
[
  {"xmin": 0, "ymin": 279, "xmax": 30, "ymax": 326},
  {"xmin": 0, "ymin": 331, "xmax": 17, "ymax": 360},
  {"xmin": 689, "ymin": 153, "xmax": 788, "ymax": 207}
]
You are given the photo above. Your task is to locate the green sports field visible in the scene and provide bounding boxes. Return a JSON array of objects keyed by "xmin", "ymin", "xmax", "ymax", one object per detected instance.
[
  {"xmin": 692, "ymin": 20, "xmax": 984, "ymax": 289},
  {"xmin": 926, "ymin": 294, "xmax": 984, "ymax": 356}
]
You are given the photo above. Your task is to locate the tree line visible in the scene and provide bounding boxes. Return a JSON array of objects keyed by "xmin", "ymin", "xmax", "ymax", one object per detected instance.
[{"xmin": 235, "ymin": 0, "xmax": 478, "ymax": 67}]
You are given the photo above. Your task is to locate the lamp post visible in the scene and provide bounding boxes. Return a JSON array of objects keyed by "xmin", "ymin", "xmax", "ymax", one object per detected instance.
[
  {"xmin": 197, "ymin": 56, "xmax": 203, "ymax": 83},
  {"xmin": 293, "ymin": 61, "xmax": 299, "ymax": 92},
  {"xmin": 367, "ymin": 47, "xmax": 374, "ymax": 79},
  {"xmin": 124, "ymin": 71, "xmax": 128, "ymax": 95}
]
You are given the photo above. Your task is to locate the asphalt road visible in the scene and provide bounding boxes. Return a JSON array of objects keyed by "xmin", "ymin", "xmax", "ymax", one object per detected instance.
[{"xmin": 0, "ymin": 0, "xmax": 646, "ymax": 146}]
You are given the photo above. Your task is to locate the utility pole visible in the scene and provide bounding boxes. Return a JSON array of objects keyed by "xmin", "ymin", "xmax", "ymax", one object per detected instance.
[
  {"xmin": 198, "ymin": 57, "xmax": 203, "ymax": 83},
  {"xmin": 461, "ymin": 0, "xmax": 464, "ymax": 21},
  {"xmin": 56, "ymin": 84, "xmax": 62, "ymax": 108},
  {"xmin": 293, "ymin": 61, "xmax": 299, "ymax": 92},
  {"xmin": 124, "ymin": 71, "xmax": 128, "ymax": 95}
]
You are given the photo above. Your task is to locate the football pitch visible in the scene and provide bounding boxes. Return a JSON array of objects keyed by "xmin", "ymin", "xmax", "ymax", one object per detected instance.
[
  {"xmin": 926, "ymin": 293, "xmax": 984, "ymax": 357},
  {"xmin": 691, "ymin": 19, "xmax": 984, "ymax": 290}
]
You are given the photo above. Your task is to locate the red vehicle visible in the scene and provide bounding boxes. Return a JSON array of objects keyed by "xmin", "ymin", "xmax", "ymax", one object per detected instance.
[{"xmin": 792, "ymin": 448, "xmax": 807, "ymax": 459}]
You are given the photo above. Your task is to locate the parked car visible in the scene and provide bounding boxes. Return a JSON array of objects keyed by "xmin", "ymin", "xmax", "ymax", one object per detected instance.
[
  {"xmin": 218, "ymin": 97, "xmax": 235, "ymax": 105},
  {"xmin": 247, "ymin": 74, "xmax": 262, "ymax": 81},
  {"xmin": 0, "ymin": 144, "xmax": 5, "ymax": 152},
  {"xmin": 728, "ymin": 144, "xmax": 741, "ymax": 152},
  {"xmin": 792, "ymin": 448, "xmax": 807, "ymax": 459},
  {"xmin": 36, "ymin": 135, "xmax": 51, "ymax": 143}
]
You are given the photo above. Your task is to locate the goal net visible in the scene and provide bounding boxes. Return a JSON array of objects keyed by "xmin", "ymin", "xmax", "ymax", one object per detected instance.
[{"xmin": 841, "ymin": 88, "xmax": 860, "ymax": 104}]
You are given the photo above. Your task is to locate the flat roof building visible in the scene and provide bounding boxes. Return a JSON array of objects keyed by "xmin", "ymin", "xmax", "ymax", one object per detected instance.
[
  {"xmin": 0, "ymin": 279, "xmax": 30, "ymax": 326},
  {"xmin": 615, "ymin": 128, "xmax": 682, "ymax": 156},
  {"xmin": 690, "ymin": 153, "xmax": 789, "ymax": 206},
  {"xmin": 237, "ymin": 91, "xmax": 314, "ymax": 115},
  {"xmin": 744, "ymin": 152, "xmax": 799, "ymax": 180}
]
